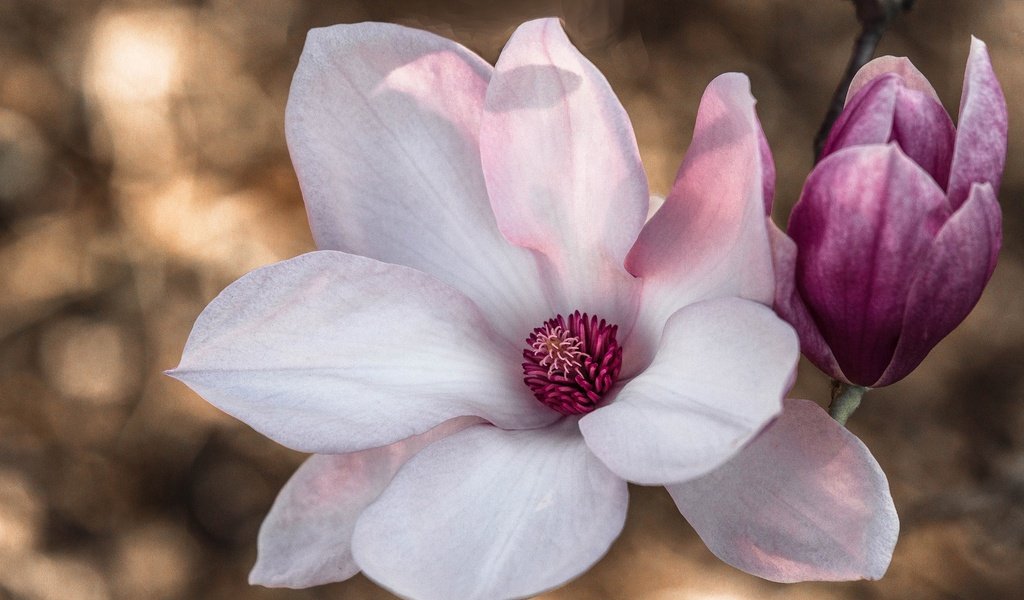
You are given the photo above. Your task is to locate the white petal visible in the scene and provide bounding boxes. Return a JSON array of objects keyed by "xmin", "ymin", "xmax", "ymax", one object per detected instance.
[
  {"xmin": 668, "ymin": 399, "xmax": 899, "ymax": 582},
  {"xmin": 250, "ymin": 417, "xmax": 480, "ymax": 588},
  {"xmin": 170, "ymin": 251, "xmax": 557, "ymax": 454},
  {"xmin": 287, "ymin": 22, "xmax": 549, "ymax": 342},
  {"xmin": 480, "ymin": 18, "xmax": 647, "ymax": 324},
  {"xmin": 580, "ymin": 297, "xmax": 798, "ymax": 485},
  {"xmin": 351, "ymin": 420, "xmax": 628, "ymax": 600}
]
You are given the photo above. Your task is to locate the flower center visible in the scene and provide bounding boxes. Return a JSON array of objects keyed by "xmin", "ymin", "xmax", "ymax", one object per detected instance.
[{"xmin": 522, "ymin": 311, "xmax": 623, "ymax": 415}]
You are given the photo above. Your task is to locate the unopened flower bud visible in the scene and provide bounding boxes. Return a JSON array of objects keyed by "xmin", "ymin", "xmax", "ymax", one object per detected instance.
[{"xmin": 773, "ymin": 38, "xmax": 1006, "ymax": 387}]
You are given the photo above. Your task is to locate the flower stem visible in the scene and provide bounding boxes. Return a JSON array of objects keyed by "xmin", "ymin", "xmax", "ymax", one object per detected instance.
[{"xmin": 829, "ymin": 380, "xmax": 869, "ymax": 426}]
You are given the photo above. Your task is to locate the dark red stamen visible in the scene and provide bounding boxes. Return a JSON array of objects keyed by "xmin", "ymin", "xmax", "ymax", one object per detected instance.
[{"xmin": 522, "ymin": 311, "xmax": 623, "ymax": 415}]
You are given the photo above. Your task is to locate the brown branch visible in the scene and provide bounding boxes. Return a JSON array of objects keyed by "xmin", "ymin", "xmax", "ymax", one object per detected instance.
[{"xmin": 813, "ymin": 0, "xmax": 915, "ymax": 161}]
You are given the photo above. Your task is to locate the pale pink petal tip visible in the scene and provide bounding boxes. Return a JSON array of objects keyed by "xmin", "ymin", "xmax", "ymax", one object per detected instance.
[
  {"xmin": 248, "ymin": 454, "xmax": 361, "ymax": 588},
  {"xmin": 249, "ymin": 418, "xmax": 479, "ymax": 588},
  {"xmin": 624, "ymin": 73, "xmax": 775, "ymax": 370},
  {"xmin": 668, "ymin": 399, "xmax": 899, "ymax": 583},
  {"xmin": 846, "ymin": 55, "xmax": 939, "ymax": 103}
]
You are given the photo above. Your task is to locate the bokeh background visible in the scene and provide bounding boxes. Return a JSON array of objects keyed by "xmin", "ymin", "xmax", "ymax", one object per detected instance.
[{"xmin": 1, "ymin": 0, "xmax": 1022, "ymax": 598}]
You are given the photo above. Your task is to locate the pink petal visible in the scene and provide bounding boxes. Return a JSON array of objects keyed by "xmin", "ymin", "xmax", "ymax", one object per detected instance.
[
  {"xmin": 825, "ymin": 74, "xmax": 955, "ymax": 189},
  {"xmin": 789, "ymin": 144, "xmax": 948, "ymax": 386},
  {"xmin": 889, "ymin": 84, "xmax": 956, "ymax": 190},
  {"xmin": 834, "ymin": 55, "xmax": 957, "ymax": 189},
  {"xmin": 769, "ymin": 222, "xmax": 845, "ymax": 381},
  {"xmin": 947, "ymin": 37, "xmax": 1008, "ymax": 210},
  {"xmin": 351, "ymin": 420, "xmax": 628, "ymax": 600},
  {"xmin": 822, "ymin": 75, "xmax": 899, "ymax": 157},
  {"xmin": 876, "ymin": 182, "xmax": 1001, "ymax": 386},
  {"xmin": 169, "ymin": 251, "xmax": 557, "ymax": 454},
  {"xmin": 480, "ymin": 18, "xmax": 647, "ymax": 324},
  {"xmin": 757, "ymin": 118, "xmax": 776, "ymax": 215},
  {"xmin": 579, "ymin": 298, "xmax": 797, "ymax": 485},
  {"xmin": 625, "ymin": 74, "xmax": 774, "ymax": 370},
  {"xmin": 846, "ymin": 55, "xmax": 940, "ymax": 103},
  {"xmin": 667, "ymin": 399, "xmax": 899, "ymax": 583},
  {"xmin": 250, "ymin": 417, "xmax": 480, "ymax": 588},
  {"xmin": 286, "ymin": 23, "xmax": 549, "ymax": 343}
]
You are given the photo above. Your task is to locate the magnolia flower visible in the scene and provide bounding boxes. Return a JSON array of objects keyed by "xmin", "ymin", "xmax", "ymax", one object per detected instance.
[
  {"xmin": 171, "ymin": 19, "xmax": 898, "ymax": 599},
  {"xmin": 773, "ymin": 38, "xmax": 1006, "ymax": 387}
]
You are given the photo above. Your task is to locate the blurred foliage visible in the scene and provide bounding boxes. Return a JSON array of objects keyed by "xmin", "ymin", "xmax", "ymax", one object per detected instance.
[{"xmin": 0, "ymin": 1, "xmax": 1022, "ymax": 598}]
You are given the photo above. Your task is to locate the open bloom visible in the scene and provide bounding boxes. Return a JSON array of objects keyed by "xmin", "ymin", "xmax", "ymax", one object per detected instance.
[
  {"xmin": 773, "ymin": 38, "xmax": 1006, "ymax": 387},
  {"xmin": 171, "ymin": 19, "xmax": 898, "ymax": 599}
]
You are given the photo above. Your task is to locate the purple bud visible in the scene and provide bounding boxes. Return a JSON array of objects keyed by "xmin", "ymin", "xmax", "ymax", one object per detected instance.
[
  {"xmin": 773, "ymin": 39, "xmax": 1005, "ymax": 387},
  {"xmin": 823, "ymin": 69, "xmax": 957, "ymax": 189}
]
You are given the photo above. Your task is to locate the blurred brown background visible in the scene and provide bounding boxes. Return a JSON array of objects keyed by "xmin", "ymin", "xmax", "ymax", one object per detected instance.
[{"xmin": 0, "ymin": 0, "xmax": 1021, "ymax": 598}]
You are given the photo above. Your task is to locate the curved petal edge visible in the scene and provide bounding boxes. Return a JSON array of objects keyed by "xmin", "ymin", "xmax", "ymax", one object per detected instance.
[
  {"xmin": 624, "ymin": 73, "xmax": 774, "ymax": 372},
  {"xmin": 286, "ymin": 22, "xmax": 550, "ymax": 344},
  {"xmin": 876, "ymin": 181, "xmax": 1001, "ymax": 386},
  {"xmin": 480, "ymin": 17, "xmax": 647, "ymax": 323},
  {"xmin": 668, "ymin": 399, "xmax": 899, "ymax": 583},
  {"xmin": 250, "ymin": 417, "xmax": 481, "ymax": 588},
  {"xmin": 947, "ymin": 37, "xmax": 1008, "ymax": 210},
  {"xmin": 846, "ymin": 55, "xmax": 939, "ymax": 103},
  {"xmin": 580, "ymin": 297, "xmax": 797, "ymax": 485},
  {"xmin": 351, "ymin": 420, "xmax": 628, "ymax": 600},
  {"xmin": 170, "ymin": 251, "xmax": 557, "ymax": 455},
  {"xmin": 769, "ymin": 221, "xmax": 844, "ymax": 381}
]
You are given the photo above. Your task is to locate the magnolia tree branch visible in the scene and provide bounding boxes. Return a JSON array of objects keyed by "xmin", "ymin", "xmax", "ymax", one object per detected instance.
[{"xmin": 813, "ymin": 0, "xmax": 915, "ymax": 160}]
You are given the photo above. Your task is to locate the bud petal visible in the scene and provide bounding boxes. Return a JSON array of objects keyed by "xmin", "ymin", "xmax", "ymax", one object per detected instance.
[
  {"xmin": 789, "ymin": 144, "xmax": 947, "ymax": 386},
  {"xmin": 823, "ymin": 73, "xmax": 954, "ymax": 189},
  {"xmin": 947, "ymin": 37, "xmax": 1008, "ymax": 210},
  {"xmin": 876, "ymin": 182, "xmax": 1001, "ymax": 385},
  {"xmin": 769, "ymin": 222, "xmax": 844, "ymax": 382},
  {"xmin": 846, "ymin": 55, "xmax": 939, "ymax": 103}
]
